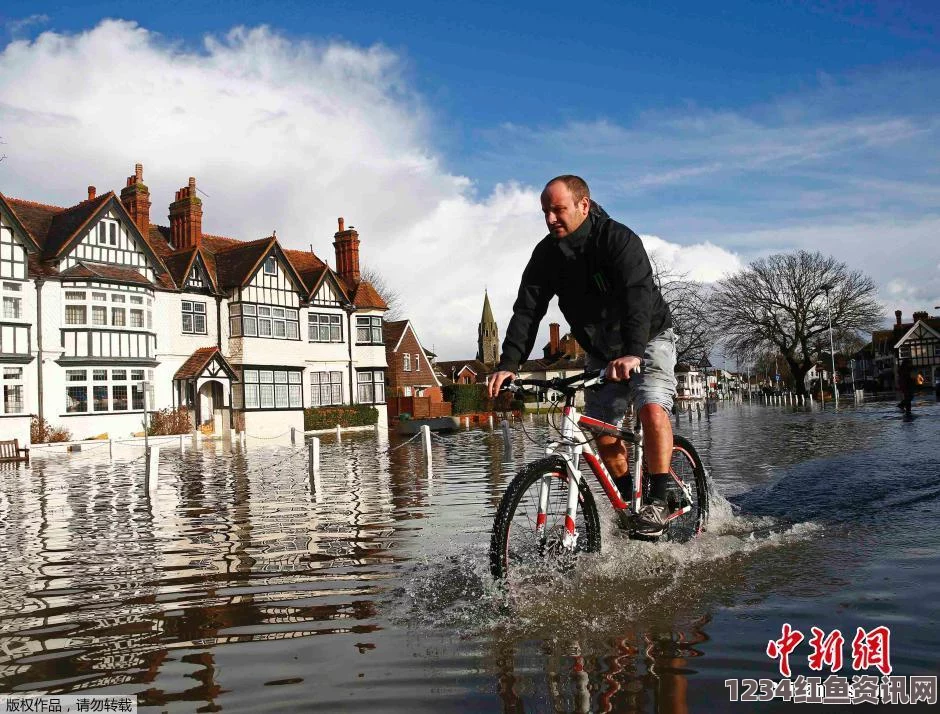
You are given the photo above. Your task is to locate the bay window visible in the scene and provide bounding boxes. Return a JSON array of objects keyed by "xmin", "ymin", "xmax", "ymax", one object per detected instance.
[
  {"xmin": 356, "ymin": 316, "xmax": 383, "ymax": 344},
  {"xmin": 357, "ymin": 369, "xmax": 386, "ymax": 404},
  {"xmin": 229, "ymin": 302, "xmax": 299, "ymax": 340},
  {"xmin": 310, "ymin": 371, "xmax": 343, "ymax": 406},
  {"xmin": 236, "ymin": 367, "xmax": 303, "ymax": 409}
]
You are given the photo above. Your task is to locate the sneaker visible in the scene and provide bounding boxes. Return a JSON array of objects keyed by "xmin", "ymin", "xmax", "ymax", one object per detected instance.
[{"xmin": 634, "ymin": 499, "xmax": 669, "ymax": 537}]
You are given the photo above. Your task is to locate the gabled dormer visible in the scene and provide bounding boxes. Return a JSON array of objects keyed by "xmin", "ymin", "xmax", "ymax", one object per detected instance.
[
  {"xmin": 0, "ymin": 194, "xmax": 39, "ymax": 281},
  {"xmin": 309, "ymin": 269, "xmax": 350, "ymax": 308}
]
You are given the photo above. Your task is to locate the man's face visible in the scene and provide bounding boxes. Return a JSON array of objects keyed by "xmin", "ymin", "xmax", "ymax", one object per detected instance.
[{"xmin": 541, "ymin": 182, "xmax": 589, "ymax": 239}]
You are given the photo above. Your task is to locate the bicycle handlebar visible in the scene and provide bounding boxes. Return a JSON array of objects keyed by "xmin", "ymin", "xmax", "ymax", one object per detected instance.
[{"xmin": 500, "ymin": 358, "xmax": 654, "ymax": 395}]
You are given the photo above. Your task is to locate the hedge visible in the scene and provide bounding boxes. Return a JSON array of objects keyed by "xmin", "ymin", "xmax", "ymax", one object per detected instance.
[
  {"xmin": 304, "ymin": 404, "xmax": 379, "ymax": 430},
  {"xmin": 441, "ymin": 384, "xmax": 517, "ymax": 414}
]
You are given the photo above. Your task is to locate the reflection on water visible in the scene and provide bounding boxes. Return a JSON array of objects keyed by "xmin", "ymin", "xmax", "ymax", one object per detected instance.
[{"xmin": 1, "ymin": 399, "xmax": 938, "ymax": 712}]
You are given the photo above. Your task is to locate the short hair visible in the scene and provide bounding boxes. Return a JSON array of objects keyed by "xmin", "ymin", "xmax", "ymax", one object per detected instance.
[{"xmin": 545, "ymin": 175, "xmax": 590, "ymax": 204}]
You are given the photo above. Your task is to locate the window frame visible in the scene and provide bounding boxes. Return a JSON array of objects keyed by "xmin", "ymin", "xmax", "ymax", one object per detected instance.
[
  {"xmin": 355, "ymin": 315, "xmax": 383, "ymax": 345},
  {"xmin": 182, "ymin": 300, "xmax": 208, "ymax": 335},
  {"xmin": 356, "ymin": 369, "xmax": 386, "ymax": 404},
  {"xmin": 235, "ymin": 367, "xmax": 304, "ymax": 410}
]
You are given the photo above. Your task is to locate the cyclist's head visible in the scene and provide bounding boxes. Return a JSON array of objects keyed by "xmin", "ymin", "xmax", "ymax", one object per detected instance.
[{"xmin": 541, "ymin": 175, "xmax": 590, "ymax": 239}]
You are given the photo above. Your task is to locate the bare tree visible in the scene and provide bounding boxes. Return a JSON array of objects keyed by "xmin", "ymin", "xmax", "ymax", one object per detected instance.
[
  {"xmin": 360, "ymin": 265, "xmax": 405, "ymax": 322},
  {"xmin": 712, "ymin": 251, "xmax": 883, "ymax": 394},
  {"xmin": 650, "ymin": 254, "xmax": 718, "ymax": 365}
]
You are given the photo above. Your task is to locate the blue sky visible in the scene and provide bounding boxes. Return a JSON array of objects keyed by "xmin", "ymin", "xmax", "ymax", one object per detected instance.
[{"xmin": 1, "ymin": 1, "xmax": 938, "ymax": 358}]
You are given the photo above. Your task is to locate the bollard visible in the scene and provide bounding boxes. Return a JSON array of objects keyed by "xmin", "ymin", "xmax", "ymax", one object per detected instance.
[
  {"xmin": 291, "ymin": 427, "xmax": 297, "ymax": 445},
  {"xmin": 108, "ymin": 438, "xmax": 113, "ymax": 460},
  {"xmin": 421, "ymin": 424, "xmax": 432, "ymax": 476},
  {"xmin": 688, "ymin": 404, "xmax": 693, "ymax": 422},
  {"xmin": 308, "ymin": 437, "xmax": 321, "ymax": 496},
  {"xmin": 488, "ymin": 415, "xmax": 494, "ymax": 429},
  {"xmin": 179, "ymin": 433, "xmax": 184, "ymax": 451},
  {"xmin": 501, "ymin": 419, "xmax": 511, "ymax": 455},
  {"xmin": 145, "ymin": 445, "xmax": 160, "ymax": 494},
  {"xmin": 335, "ymin": 424, "xmax": 341, "ymax": 440},
  {"xmin": 193, "ymin": 429, "xmax": 202, "ymax": 447},
  {"xmin": 696, "ymin": 402, "xmax": 701, "ymax": 420}
]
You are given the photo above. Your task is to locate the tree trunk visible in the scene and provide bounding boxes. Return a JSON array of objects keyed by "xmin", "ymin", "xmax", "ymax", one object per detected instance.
[{"xmin": 787, "ymin": 357, "xmax": 811, "ymax": 395}]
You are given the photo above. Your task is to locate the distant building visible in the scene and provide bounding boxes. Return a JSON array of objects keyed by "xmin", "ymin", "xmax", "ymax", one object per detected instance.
[
  {"xmin": 383, "ymin": 320, "xmax": 442, "ymax": 400},
  {"xmin": 862, "ymin": 309, "xmax": 940, "ymax": 391},
  {"xmin": 476, "ymin": 290, "xmax": 499, "ymax": 367}
]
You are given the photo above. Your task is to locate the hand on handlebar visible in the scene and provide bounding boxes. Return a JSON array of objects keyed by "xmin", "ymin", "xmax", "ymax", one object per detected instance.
[
  {"xmin": 487, "ymin": 370, "xmax": 517, "ymax": 398},
  {"xmin": 605, "ymin": 355, "xmax": 643, "ymax": 382}
]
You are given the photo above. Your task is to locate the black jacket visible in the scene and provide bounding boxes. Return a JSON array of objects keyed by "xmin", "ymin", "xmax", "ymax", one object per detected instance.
[{"xmin": 497, "ymin": 203, "xmax": 672, "ymax": 372}]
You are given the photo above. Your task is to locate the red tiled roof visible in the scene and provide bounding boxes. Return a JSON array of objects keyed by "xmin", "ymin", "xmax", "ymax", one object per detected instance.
[
  {"xmin": 161, "ymin": 248, "xmax": 198, "ymax": 289},
  {"xmin": 59, "ymin": 261, "xmax": 154, "ymax": 285},
  {"xmin": 4, "ymin": 193, "xmax": 112, "ymax": 255},
  {"xmin": 382, "ymin": 320, "xmax": 408, "ymax": 350},
  {"xmin": 213, "ymin": 236, "xmax": 276, "ymax": 288},
  {"xmin": 350, "ymin": 279, "xmax": 388, "ymax": 310},
  {"xmin": 283, "ymin": 247, "xmax": 327, "ymax": 295},
  {"xmin": 173, "ymin": 347, "xmax": 223, "ymax": 380}
]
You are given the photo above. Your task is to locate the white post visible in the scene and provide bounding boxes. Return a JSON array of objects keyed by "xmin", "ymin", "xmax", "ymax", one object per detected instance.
[
  {"xmin": 142, "ymin": 380, "xmax": 150, "ymax": 450},
  {"xmin": 193, "ymin": 428, "xmax": 202, "ymax": 447},
  {"xmin": 335, "ymin": 424, "xmax": 341, "ymax": 439},
  {"xmin": 146, "ymin": 445, "xmax": 160, "ymax": 495},
  {"xmin": 420, "ymin": 424, "xmax": 432, "ymax": 476},
  {"xmin": 308, "ymin": 437, "xmax": 321, "ymax": 497},
  {"xmin": 501, "ymin": 419, "xmax": 511, "ymax": 455},
  {"xmin": 464, "ymin": 416, "xmax": 469, "ymax": 429},
  {"xmin": 291, "ymin": 427, "xmax": 297, "ymax": 445},
  {"xmin": 488, "ymin": 415, "xmax": 494, "ymax": 429},
  {"xmin": 108, "ymin": 438, "xmax": 113, "ymax": 460},
  {"xmin": 179, "ymin": 433, "xmax": 184, "ymax": 451}
]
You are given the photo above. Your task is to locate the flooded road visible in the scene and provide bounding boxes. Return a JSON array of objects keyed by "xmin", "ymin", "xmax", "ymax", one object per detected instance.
[{"xmin": 1, "ymin": 399, "xmax": 938, "ymax": 712}]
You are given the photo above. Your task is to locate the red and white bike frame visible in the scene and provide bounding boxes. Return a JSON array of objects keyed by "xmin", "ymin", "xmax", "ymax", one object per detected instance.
[{"xmin": 538, "ymin": 396, "xmax": 692, "ymax": 548}]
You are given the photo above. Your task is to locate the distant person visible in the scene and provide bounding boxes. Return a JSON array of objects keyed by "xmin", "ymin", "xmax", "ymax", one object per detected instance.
[
  {"xmin": 934, "ymin": 372, "xmax": 940, "ymax": 401},
  {"xmin": 897, "ymin": 358, "xmax": 914, "ymax": 416},
  {"xmin": 486, "ymin": 175, "xmax": 677, "ymax": 537}
]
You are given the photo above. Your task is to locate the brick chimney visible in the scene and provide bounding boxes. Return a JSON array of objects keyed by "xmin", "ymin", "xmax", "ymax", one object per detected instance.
[
  {"xmin": 168, "ymin": 177, "xmax": 203, "ymax": 249},
  {"xmin": 119, "ymin": 163, "xmax": 151, "ymax": 237},
  {"xmin": 913, "ymin": 311, "xmax": 928, "ymax": 323},
  {"xmin": 549, "ymin": 322, "xmax": 560, "ymax": 356},
  {"xmin": 87, "ymin": 186, "xmax": 96, "ymax": 201},
  {"xmin": 333, "ymin": 216, "xmax": 360, "ymax": 282},
  {"xmin": 895, "ymin": 310, "xmax": 902, "ymax": 326}
]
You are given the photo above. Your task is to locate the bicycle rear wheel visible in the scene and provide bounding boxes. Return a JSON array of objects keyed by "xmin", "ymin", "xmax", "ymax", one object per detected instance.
[
  {"xmin": 490, "ymin": 456, "xmax": 601, "ymax": 580},
  {"xmin": 662, "ymin": 434, "xmax": 709, "ymax": 542}
]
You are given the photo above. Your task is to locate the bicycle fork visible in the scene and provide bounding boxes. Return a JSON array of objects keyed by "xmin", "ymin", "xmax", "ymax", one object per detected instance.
[{"xmin": 536, "ymin": 409, "xmax": 584, "ymax": 550}]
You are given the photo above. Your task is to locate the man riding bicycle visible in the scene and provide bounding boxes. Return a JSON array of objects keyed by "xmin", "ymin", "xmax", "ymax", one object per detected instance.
[{"xmin": 486, "ymin": 175, "xmax": 679, "ymax": 537}]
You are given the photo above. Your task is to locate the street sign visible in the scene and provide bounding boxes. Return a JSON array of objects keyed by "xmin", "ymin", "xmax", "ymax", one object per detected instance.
[{"xmin": 775, "ymin": 373, "xmax": 781, "ymax": 382}]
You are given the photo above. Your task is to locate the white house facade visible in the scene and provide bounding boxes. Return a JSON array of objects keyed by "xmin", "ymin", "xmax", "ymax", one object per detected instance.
[{"xmin": 0, "ymin": 165, "xmax": 388, "ymax": 444}]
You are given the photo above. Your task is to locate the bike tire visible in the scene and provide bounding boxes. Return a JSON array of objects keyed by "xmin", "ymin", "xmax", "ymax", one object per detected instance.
[
  {"xmin": 661, "ymin": 434, "xmax": 709, "ymax": 542},
  {"xmin": 490, "ymin": 455, "xmax": 602, "ymax": 580}
]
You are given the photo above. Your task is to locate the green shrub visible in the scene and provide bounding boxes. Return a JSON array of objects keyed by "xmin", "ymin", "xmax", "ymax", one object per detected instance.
[
  {"xmin": 147, "ymin": 407, "xmax": 192, "ymax": 436},
  {"xmin": 30, "ymin": 416, "xmax": 71, "ymax": 443},
  {"xmin": 304, "ymin": 404, "xmax": 378, "ymax": 430},
  {"xmin": 441, "ymin": 384, "xmax": 514, "ymax": 414}
]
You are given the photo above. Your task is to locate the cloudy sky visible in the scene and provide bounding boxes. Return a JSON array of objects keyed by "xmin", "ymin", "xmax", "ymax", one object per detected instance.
[{"xmin": 1, "ymin": 1, "xmax": 938, "ymax": 360}]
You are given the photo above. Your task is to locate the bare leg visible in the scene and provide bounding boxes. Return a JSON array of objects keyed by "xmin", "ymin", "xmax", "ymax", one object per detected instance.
[
  {"xmin": 639, "ymin": 403, "xmax": 672, "ymax": 474},
  {"xmin": 596, "ymin": 434, "xmax": 629, "ymax": 478}
]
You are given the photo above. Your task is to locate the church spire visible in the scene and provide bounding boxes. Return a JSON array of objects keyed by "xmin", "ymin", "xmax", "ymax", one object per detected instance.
[{"xmin": 477, "ymin": 290, "xmax": 500, "ymax": 366}]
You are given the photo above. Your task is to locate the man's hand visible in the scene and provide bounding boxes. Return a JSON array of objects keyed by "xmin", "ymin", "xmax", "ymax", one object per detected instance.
[
  {"xmin": 605, "ymin": 356, "xmax": 642, "ymax": 381},
  {"xmin": 487, "ymin": 370, "xmax": 517, "ymax": 398}
]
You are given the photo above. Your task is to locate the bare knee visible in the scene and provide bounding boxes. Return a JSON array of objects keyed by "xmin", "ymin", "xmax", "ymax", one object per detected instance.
[
  {"xmin": 596, "ymin": 434, "xmax": 626, "ymax": 458},
  {"xmin": 638, "ymin": 403, "xmax": 670, "ymax": 429}
]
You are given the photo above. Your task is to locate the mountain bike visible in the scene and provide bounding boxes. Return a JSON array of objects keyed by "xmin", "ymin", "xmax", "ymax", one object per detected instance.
[{"xmin": 490, "ymin": 369, "xmax": 709, "ymax": 579}]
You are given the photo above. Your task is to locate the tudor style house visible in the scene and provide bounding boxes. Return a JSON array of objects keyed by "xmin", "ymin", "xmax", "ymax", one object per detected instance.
[{"xmin": 0, "ymin": 164, "xmax": 388, "ymax": 444}]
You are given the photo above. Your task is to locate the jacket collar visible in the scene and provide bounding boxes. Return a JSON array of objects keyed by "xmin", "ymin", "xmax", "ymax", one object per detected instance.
[{"xmin": 557, "ymin": 200, "xmax": 609, "ymax": 258}]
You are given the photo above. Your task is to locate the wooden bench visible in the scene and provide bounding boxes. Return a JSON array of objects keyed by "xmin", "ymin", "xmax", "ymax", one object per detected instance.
[{"xmin": 0, "ymin": 439, "xmax": 29, "ymax": 465}]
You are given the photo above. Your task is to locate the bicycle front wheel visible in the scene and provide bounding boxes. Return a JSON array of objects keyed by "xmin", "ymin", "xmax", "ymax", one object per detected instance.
[
  {"xmin": 663, "ymin": 434, "xmax": 709, "ymax": 542},
  {"xmin": 490, "ymin": 456, "xmax": 602, "ymax": 580}
]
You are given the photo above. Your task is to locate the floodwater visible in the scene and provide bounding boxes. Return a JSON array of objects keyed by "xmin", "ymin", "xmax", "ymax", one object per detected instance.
[{"xmin": 1, "ymin": 398, "xmax": 938, "ymax": 712}]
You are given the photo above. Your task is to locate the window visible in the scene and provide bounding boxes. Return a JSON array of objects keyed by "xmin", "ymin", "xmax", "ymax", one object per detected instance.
[
  {"xmin": 182, "ymin": 301, "xmax": 207, "ymax": 334},
  {"xmin": 237, "ymin": 368, "xmax": 303, "ymax": 409},
  {"xmin": 403, "ymin": 353, "xmax": 411, "ymax": 372},
  {"xmin": 263, "ymin": 256, "xmax": 277, "ymax": 275},
  {"xmin": 356, "ymin": 316, "xmax": 383, "ymax": 344},
  {"xmin": 310, "ymin": 371, "xmax": 343, "ymax": 406},
  {"xmin": 92, "ymin": 292, "xmax": 107, "ymax": 302},
  {"xmin": 130, "ymin": 295, "xmax": 143, "ymax": 304},
  {"xmin": 66, "ymin": 386, "xmax": 87, "ymax": 413},
  {"xmin": 1, "ymin": 228, "xmax": 27, "ymax": 280},
  {"xmin": 132, "ymin": 383, "xmax": 145, "ymax": 410},
  {"xmin": 93, "ymin": 385, "xmax": 109, "ymax": 412},
  {"xmin": 130, "ymin": 309, "xmax": 144, "ymax": 328},
  {"xmin": 2, "ymin": 296, "xmax": 19, "ymax": 319},
  {"xmin": 92, "ymin": 305, "xmax": 107, "ymax": 326},
  {"xmin": 97, "ymin": 220, "xmax": 118, "ymax": 247},
  {"xmin": 229, "ymin": 303, "xmax": 298, "ymax": 340},
  {"xmin": 357, "ymin": 369, "xmax": 386, "ymax": 404},
  {"xmin": 111, "ymin": 307, "xmax": 125, "ymax": 327},
  {"xmin": 309, "ymin": 313, "xmax": 343, "ymax": 342},
  {"xmin": 111, "ymin": 294, "xmax": 125, "ymax": 303},
  {"xmin": 2, "ymin": 366, "xmax": 23, "ymax": 414},
  {"xmin": 65, "ymin": 305, "xmax": 86, "ymax": 325},
  {"xmin": 112, "ymin": 385, "xmax": 128, "ymax": 411},
  {"xmin": 414, "ymin": 354, "xmax": 420, "ymax": 372}
]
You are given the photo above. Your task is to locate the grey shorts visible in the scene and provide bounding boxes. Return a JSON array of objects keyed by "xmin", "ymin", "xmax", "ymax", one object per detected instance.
[{"xmin": 584, "ymin": 328, "xmax": 678, "ymax": 426}]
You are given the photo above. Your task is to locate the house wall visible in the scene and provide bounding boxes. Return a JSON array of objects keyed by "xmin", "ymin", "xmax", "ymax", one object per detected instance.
[{"xmin": 386, "ymin": 324, "xmax": 439, "ymax": 397}]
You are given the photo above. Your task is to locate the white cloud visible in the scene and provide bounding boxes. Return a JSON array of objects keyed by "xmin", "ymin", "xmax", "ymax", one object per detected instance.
[
  {"xmin": 642, "ymin": 235, "xmax": 742, "ymax": 283},
  {"xmin": 0, "ymin": 20, "xmax": 749, "ymax": 360}
]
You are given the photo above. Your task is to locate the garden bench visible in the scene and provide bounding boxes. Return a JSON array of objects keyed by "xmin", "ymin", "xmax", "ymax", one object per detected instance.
[{"xmin": 0, "ymin": 439, "xmax": 29, "ymax": 465}]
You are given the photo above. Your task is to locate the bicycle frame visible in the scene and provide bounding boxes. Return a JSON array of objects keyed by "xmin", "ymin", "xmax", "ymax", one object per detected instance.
[{"xmin": 542, "ymin": 399, "xmax": 643, "ymax": 549}]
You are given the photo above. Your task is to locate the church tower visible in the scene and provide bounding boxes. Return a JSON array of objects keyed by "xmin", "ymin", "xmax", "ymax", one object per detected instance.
[{"xmin": 477, "ymin": 290, "xmax": 500, "ymax": 366}]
